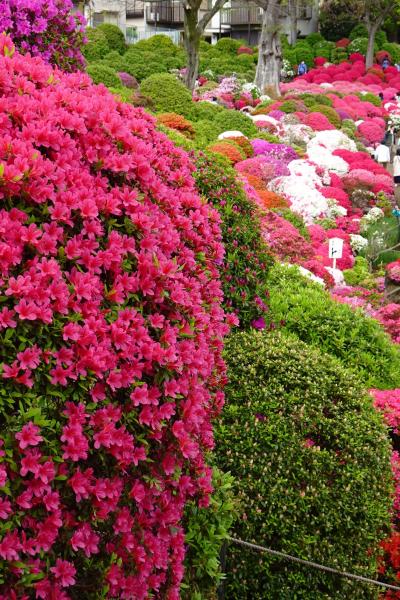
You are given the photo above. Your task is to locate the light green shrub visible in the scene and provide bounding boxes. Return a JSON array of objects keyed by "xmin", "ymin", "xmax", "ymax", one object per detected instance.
[
  {"xmin": 97, "ymin": 23, "xmax": 126, "ymax": 54},
  {"xmin": 140, "ymin": 73, "xmax": 193, "ymax": 115},
  {"xmin": 87, "ymin": 63, "xmax": 122, "ymax": 88},
  {"xmin": 267, "ymin": 263, "xmax": 400, "ymax": 389},
  {"xmin": 216, "ymin": 330, "xmax": 392, "ymax": 599},
  {"xmin": 82, "ymin": 27, "xmax": 110, "ymax": 62}
]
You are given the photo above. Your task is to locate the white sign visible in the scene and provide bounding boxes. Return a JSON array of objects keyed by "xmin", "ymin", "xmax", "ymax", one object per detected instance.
[{"xmin": 328, "ymin": 237, "xmax": 343, "ymax": 259}]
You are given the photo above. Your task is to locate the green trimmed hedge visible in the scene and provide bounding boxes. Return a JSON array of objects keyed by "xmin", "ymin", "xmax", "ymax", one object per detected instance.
[
  {"xmin": 97, "ymin": 23, "xmax": 126, "ymax": 54},
  {"xmin": 82, "ymin": 27, "xmax": 110, "ymax": 62},
  {"xmin": 216, "ymin": 330, "xmax": 392, "ymax": 599},
  {"xmin": 140, "ymin": 73, "xmax": 193, "ymax": 115},
  {"xmin": 267, "ymin": 263, "xmax": 400, "ymax": 389},
  {"xmin": 87, "ymin": 63, "xmax": 122, "ymax": 88}
]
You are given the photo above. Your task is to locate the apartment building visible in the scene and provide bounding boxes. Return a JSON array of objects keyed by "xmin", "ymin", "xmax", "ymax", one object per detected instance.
[{"xmin": 74, "ymin": 1, "xmax": 318, "ymax": 45}]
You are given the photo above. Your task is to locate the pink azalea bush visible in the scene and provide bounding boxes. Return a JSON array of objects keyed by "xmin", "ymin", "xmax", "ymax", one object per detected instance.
[
  {"xmin": 0, "ymin": 35, "xmax": 229, "ymax": 599},
  {"xmin": 0, "ymin": 0, "xmax": 85, "ymax": 71}
]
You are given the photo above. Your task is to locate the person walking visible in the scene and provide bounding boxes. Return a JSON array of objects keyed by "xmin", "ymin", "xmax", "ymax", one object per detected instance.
[
  {"xmin": 382, "ymin": 57, "xmax": 390, "ymax": 70},
  {"xmin": 375, "ymin": 139, "xmax": 391, "ymax": 169},
  {"xmin": 297, "ymin": 61, "xmax": 308, "ymax": 76},
  {"xmin": 394, "ymin": 148, "xmax": 400, "ymax": 188}
]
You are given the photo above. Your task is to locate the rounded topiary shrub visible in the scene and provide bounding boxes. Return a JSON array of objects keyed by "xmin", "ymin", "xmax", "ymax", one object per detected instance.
[
  {"xmin": 86, "ymin": 62, "xmax": 122, "ymax": 88},
  {"xmin": 267, "ymin": 264, "xmax": 400, "ymax": 389},
  {"xmin": 140, "ymin": 72, "xmax": 193, "ymax": 115},
  {"xmin": 212, "ymin": 109, "xmax": 258, "ymax": 138},
  {"xmin": 0, "ymin": 0, "xmax": 85, "ymax": 70},
  {"xmin": 96, "ymin": 23, "xmax": 126, "ymax": 55},
  {"xmin": 82, "ymin": 26, "xmax": 110, "ymax": 62},
  {"xmin": 0, "ymin": 35, "xmax": 228, "ymax": 598},
  {"xmin": 310, "ymin": 104, "xmax": 341, "ymax": 128},
  {"xmin": 124, "ymin": 49, "xmax": 168, "ymax": 81},
  {"xmin": 216, "ymin": 330, "xmax": 392, "ymax": 600}
]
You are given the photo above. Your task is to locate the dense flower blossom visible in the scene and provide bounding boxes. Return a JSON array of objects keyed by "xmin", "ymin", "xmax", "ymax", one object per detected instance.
[
  {"xmin": 0, "ymin": 0, "xmax": 85, "ymax": 71},
  {"xmin": 0, "ymin": 36, "xmax": 228, "ymax": 597}
]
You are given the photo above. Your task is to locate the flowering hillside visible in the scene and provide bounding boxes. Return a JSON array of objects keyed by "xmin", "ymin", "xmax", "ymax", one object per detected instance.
[{"xmin": 0, "ymin": 35, "xmax": 228, "ymax": 599}]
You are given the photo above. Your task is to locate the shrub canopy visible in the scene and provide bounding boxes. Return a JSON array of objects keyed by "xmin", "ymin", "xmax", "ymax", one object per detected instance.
[{"xmin": 216, "ymin": 330, "xmax": 392, "ymax": 599}]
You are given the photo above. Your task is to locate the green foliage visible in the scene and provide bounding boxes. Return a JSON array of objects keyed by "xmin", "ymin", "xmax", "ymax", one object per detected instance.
[
  {"xmin": 157, "ymin": 124, "xmax": 196, "ymax": 152},
  {"xmin": 348, "ymin": 37, "xmax": 370, "ymax": 55},
  {"xmin": 294, "ymin": 44, "xmax": 314, "ymax": 67},
  {"xmin": 343, "ymin": 257, "xmax": 378, "ymax": 289},
  {"xmin": 331, "ymin": 47, "xmax": 349, "ymax": 63},
  {"xmin": 97, "ymin": 23, "xmax": 126, "ymax": 55},
  {"xmin": 188, "ymin": 101, "xmax": 224, "ymax": 122},
  {"xmin": 305, "ymin": 32, "xmax": 325, "ymax": 47},
  {"xmin": 283, "ymin": 48, "xmax": 298, "ymax": 68},
  {"xmin": 108, "ymin": 87, "xmax": 134, "ymax": 103},
  {"xmin": 123, "ymin": 49, "xmax": 168, "ymax": 80},
  {"xmin": 382, "ymin": 42, "xmax": 400, "ymax": 64},
  {"xmin": 140, "ymin": 73, "xmax": 193, "ymax": 115},
  {"xmin": 279, "ymin": 99, "xmax": 299, "ymax": 114},
  {"xmin": 100, "ymin": 50, "xmax": 128, "ymax": 72},
  {"xmin": 134, "ymin": 34, "xmax": 180, "ymax": 55},
  {"xmin": 311, "ymin": 104, "xmax": 341, "ymax": 128},
  {"xmin": 212, "ymin": 109, "xmax": 258, "ymax": 138},
  {"xmin": 215, "ymin": 37, "xmax": 242, "ymax": 55},
  {"xmin": 216, "ymin": 330, "xmax": 392, "ymax": 600},
  {"xmin": 251, "ymin": 131, "xmax": 280, "ymax": 143},
  {"xmin": 194, "ymin": 153, "xmax": 273, "ymax": 327},
  {"xmin": 82, "ymin": 27, "xmax": 110, "ymax": 62},
  {"xmin": 267, "ymin": 263, "xmax": 400, "ymax": 389},
  {"xmin": 375, "ymin": 30, "xmax": 388, "ymax": 49},
  {"xmin": 182, "ymin": 468, "xmax": 237, "ymax": 600},
  {"xmin": 357, "ymin": 92, "xmax": 382, "ymax": 107},
  {"xmin": 349, "ymin": 24, "xmax": 368, "ymax": 40},
  {"xmin": 313, "ymin": 40, "xmax": 334, "ymax": 60},
  {"xmin": 320, "ymin": 0, "xmax": 356, "ymax": 41},
  {"xmin": 86, "ymin": 63, "xmax": 122, "ymax": 88},
  {"xmin": 192, "ymin": 120, "xmax": 218, "ymax": 148}
]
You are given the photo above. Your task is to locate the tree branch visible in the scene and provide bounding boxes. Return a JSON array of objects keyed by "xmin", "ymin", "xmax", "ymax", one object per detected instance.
[{"xmin": 196, "ymin": 0, "xmax": 229, "ymax": 33}]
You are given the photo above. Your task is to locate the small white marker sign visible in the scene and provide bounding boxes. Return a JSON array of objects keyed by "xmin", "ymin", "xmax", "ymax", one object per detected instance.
[{"xmin": 328, "ymin": 237, "xmax": 343, "ymax": 269}]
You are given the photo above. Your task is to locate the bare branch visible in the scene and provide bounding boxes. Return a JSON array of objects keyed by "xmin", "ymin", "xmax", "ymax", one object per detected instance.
[{"xmin": 197, "ymin": 0, "xmax": 229, "ymax": 33}]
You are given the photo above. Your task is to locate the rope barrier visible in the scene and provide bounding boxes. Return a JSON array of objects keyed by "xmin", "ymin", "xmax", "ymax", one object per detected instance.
[{"xmin": 229, "ymin": 537, "xmax": 400, "ymax": 592}]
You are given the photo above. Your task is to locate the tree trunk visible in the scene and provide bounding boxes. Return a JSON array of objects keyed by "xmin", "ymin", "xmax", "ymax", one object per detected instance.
[
  {"xmin": 255, "ymin": 2, "xmax": 282, "ymax": 97},
  {"xmin": 288, "ymin": 0, "xmax": 297, "ymax": 45},
  {"xmin": 183, "ymin": 7, "xmax": 201, "ymax": 92},
  {"xmin": 365, "ymin": 21, "xmax": 379, "ymax": 69}
]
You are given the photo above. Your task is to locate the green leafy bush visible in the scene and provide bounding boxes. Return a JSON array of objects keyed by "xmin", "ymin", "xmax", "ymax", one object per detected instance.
[
  {"xmin": 86, "ymin": 63, "xmax": 122, "ymax": 88},
  {"xmin": 123, "ymin": 49, "xmax": 168, "ymax": 80},
  {"xmin": 182, "ymin": 468, "xmax": 237, "ymax": 600},
  {"xmin": 194, "ymin": 153, "xmax": 272, "ymax": 327},
  {"xmin": 357, "ymin": 92, "xmax": 381, "ymax": 107},
  {"xmin": 343, "ymin": 256, "xmax": 378, "ymax": 289},
  {"xmin": 382, "ymin": 42, "xmax": 400, "ymax": 65},
  {"xmin": 348, "ymin": 37, "xmax": 375, "ymax": 56},
  {"xmin": 294, "ymin": 45, "xmax": 314, "ymax": 67},
  {"xmin": 305, "ymin": 32, "xmax": 325, "ymax": 47},
  {"xmin": 188, "ymin": 101, "xmax": 224, "ymax": 122},
  {"xmin": 134, "ymin": 34, "xmax": 180, "ymax": 55},
  {"xmin": 313, "ymin": 41, "xmax": 334, "ymax": 60},
  {"xmin": 192, "ymin": 120, "xmax": 219, "ymax": 148},
  {"xmin": 97, "ymin": 23, "xmax": 126, "ymax": 54},
  {"xmin": 100, "ymin": 50, "xmax": 128, "ymax": 72},
  {"xmin": 216, "ymin": 330, "xmax": 392, "ymax": 599},
  {"xmin": 279, "ymin": 99, "xmax": 300, "ymax": 114},
  {"xmin": 212, "ymin": 109, "xmax": 258, "ymax": 138},
  {"xmin": 215, "ymin": 37, "xmax": 242, "ymax": 55},
  {"xmin": 82, "ymin": 27, "xmax": 110, "ymax": 62},
  {"xmin": 140, "ymin": 73, "xmax": 193, "ymax": 115},
  {"xmin": 267, "ymin": 263, "xmax": 400, "ymax": 389},
  {"xmin": 349, "ymin": 24, "xmax": 368, "ymax": 40}
]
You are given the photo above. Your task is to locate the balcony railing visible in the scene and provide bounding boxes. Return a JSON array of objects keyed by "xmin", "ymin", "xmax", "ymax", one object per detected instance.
[
  {"xmin": 145, "ymin": 2, "xmax": 185, "ymax": 25},
  {"xmin": 126, "ymin": 0, "xmax": 145, "ymax": 18},
  {"xmin": 221, "ymin": 3, "xmax": 313, "ymax": 26}
]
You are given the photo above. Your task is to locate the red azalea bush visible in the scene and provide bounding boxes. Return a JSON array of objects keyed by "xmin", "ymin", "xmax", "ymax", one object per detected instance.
[
  {"xmin": 305, "ymin": 112, "xmax": 335, "ymax": 131},
  {"xmin": 375, "ymin": 304, "xmax": 400, "ymax": 344},
  {"xmin": 0, "ymin": 35, "xmax": 229, "ymax": 599},
  {"xmin": 336, "ymin": 38, "xmax": 350, "ymax": 48},
  {"xmin": 314, "ymin": 56, "xmax": 328, "ymax": 67},
  {"xmin": 0, "ymin": 0, "xmax": 85, "ymax": 71},
  {"xmin": 207, "ymin": 141, "xmax": 246, "ymax": 164},
  {"xmin": 237, "ymin": 46, "xmax": 253, "ymax": 55},
  {"xmin": 358, "ymin": 121, "xmax": 385, "ymax": 144}
]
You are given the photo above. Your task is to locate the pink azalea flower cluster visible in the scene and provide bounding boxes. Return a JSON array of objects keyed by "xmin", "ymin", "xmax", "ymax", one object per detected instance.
[
  {"xmin": 387, "ymin": 260, "xmax": 400, "ymax": 284},
  {"xmin": 371, "ymin": 389, "xmax": 400, "ymax": 433},
  {"xmin": 0, "ymin": 36, "xmax": 228, "ymax": 599},
  {"xmin": 0, "ymin": 0, "xmax": 85, "ymax": 71}
]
